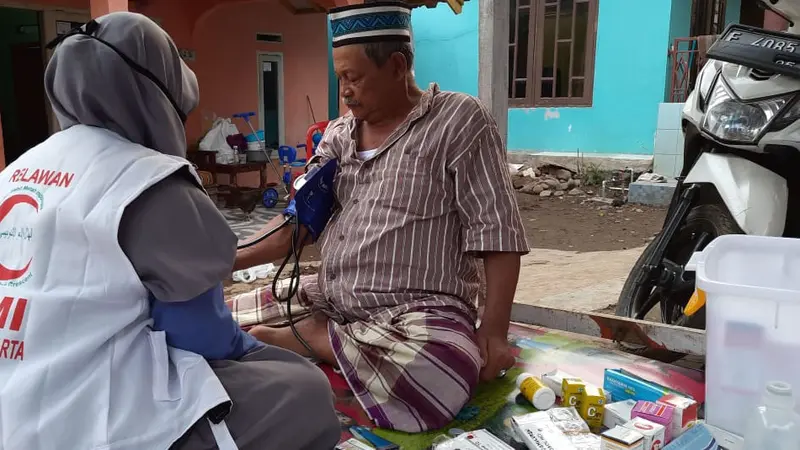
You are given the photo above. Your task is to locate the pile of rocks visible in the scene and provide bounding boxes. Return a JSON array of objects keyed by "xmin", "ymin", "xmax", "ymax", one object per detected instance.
[{"xmin": 511, "ymin": 164, "xmax": 588, "ymax": 198}]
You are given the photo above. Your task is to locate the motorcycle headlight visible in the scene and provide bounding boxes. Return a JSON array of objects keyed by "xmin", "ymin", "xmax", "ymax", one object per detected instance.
[{"xmin": 702, "ymin": 80, "xmax": 791, "ymax": 143}]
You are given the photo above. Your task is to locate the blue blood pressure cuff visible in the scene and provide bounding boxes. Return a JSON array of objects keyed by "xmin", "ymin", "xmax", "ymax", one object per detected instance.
[{"xmin": 283, "ymin": 159, "xmax": 338, "ymax": 241}]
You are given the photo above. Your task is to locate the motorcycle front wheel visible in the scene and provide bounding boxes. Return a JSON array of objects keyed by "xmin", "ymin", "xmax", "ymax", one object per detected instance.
[{"xmin": 616, "ymin": 203, "xmax": 742, "ymax": 332}]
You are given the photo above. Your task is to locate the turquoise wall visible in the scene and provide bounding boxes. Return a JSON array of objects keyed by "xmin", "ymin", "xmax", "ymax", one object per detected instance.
[
  {"xmin": 412, "ymin": 0, "xmax": 673, "ymax": 155},
  {"xmin": 664, "ymin": 0, "xmax": 741, "ymax": 100},
  {"xmin": 327, "ymin": 20, "xmax": 338, "ymax": 120},
  {"xmin": 412, "ymin": 1, "xmax": 479, "ymax": 96},
  {"xmin": 508, "ymin": 0, "xmax": 673, "ymax": 154},
  {"xmin": 725, "ymin": 0, "xmax": 742, "ymax": 27},
  {"xmin": 411, "ymin": 0, "xmax": 744, "ymax": 155},
  {"xmin": 669, "ymin": 0, "xmax": 692, "ymax": 41},
  {"xmin": 665, "ymin": 0, "xmax": 692, "ymax": 101}
]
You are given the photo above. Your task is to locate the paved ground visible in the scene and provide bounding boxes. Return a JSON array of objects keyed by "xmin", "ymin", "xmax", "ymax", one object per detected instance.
[
  {"xmin": 221, "ymin": 205, "xmax": 280, "ymax": 241},
  {"xmin": 224, "ymin": 192, "xmax": 668, "ymax": 312},
  {"xmin": 514, "ymin": 191, "xmax": 664, "ymax": 252},
  {"xmin": 510, "ymin": 193, "xmax": 665, "ymax": 311},
  {"xmin": 514, "ymin": 247, "xmax": 649, "ymax": 311}
]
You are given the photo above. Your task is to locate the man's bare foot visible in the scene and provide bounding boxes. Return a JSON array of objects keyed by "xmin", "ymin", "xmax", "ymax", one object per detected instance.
[{"xmin": 249, "ymin": 315, "xmax": 336, "ymax": 364}]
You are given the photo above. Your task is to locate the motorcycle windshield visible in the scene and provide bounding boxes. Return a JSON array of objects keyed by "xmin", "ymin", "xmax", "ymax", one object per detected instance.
[{"xmin": 708, "ymin": 23, "xmax": 800, "ymax": 80}]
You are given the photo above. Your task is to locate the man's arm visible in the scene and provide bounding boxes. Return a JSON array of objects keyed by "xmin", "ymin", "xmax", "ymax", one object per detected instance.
[
  {"xmin": 233, "ymin": 215, "xmax": 308, "ymax": 271},
  {"xmin": 234, "ymin": 121, "xmax": 341, "ymax": 271},
  {"xmin": 480, "ymin": 252, "xmax": 521, "ymax": 335},
  {"xmin": 448, "ymin": 97, "xmax": 529, "ymax": 380}
]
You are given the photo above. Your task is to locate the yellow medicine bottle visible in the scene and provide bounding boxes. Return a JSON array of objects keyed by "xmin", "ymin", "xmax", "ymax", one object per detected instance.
[{"xmin": 516, "ymin": 372, "xmax": 556, "ymax": 410}]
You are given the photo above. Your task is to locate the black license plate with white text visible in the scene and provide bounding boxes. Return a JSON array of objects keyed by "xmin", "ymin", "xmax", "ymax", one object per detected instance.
[{"xmin": 708, "ymin": 24, "xmax": 800, "ymax": 77}]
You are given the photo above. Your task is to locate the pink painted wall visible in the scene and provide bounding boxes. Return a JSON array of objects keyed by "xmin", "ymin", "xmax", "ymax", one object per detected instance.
[
  {"xmin": 2, "ymin": 0, "xmax": 330, "ymax": 188},
  {"xmin": 131, "ymin": 1, "xmax": 194, "ymax": 49},
  {"xmin": 90, "ymin": 0, "xmax": 126, "ymax": 17},
  {"xmin": 22, "ymin": 0, "xmax": 329, "ymax": 151},
  {"xmin": 18, "ymin": 0, "xmax": 90, "ymax": 9},
  {"xmin": 134, "ymin": 0, "xmax": 330, "ymax": 188},
  {"xmin": 190, "ymin": 1, "xmax": 329, "ymax": 148},
  {"xmin": 764, "ymin": 10, "xmax": 788, "ymax": 31}
]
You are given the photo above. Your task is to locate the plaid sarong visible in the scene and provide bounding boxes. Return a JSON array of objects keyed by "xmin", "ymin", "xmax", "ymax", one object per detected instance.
[
  {"xmin": 226, "ymin": 276, "xmax": 482, "ymax": 432},
  {"xmin": 226, "ymin": 277, "xmax": 313, "ymax": 329}
]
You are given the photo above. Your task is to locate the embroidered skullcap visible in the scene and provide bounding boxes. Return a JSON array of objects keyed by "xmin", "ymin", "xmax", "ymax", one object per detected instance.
[{"xmin": 329, "ymin": 1, "xmax": 412, "ymax": 48}]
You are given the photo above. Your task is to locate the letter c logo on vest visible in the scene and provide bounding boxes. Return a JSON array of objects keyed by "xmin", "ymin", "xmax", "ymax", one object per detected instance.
[{"xmin": 0, "ymin": 192, "xmax": 39, "ymax": 282}]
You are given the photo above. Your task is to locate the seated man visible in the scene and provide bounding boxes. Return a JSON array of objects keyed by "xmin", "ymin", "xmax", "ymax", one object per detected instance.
[{"xmin": 234, "ymin": 1, "xmax": 529, "ymax": 433}]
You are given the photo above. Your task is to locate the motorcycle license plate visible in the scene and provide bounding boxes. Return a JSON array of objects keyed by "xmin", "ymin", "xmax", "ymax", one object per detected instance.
[{"xmin": 708, "ymin": 24, "xmax": 800, "ymax": 78}]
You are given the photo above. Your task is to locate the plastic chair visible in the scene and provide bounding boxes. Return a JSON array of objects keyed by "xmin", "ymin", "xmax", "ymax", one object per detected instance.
[{"xmin": 305, "ymin": 120, "xmax": 330, "ymax": 161}]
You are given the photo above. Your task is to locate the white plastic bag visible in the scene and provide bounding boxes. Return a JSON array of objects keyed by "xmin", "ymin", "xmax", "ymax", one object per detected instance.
[
  {"xmin": 199, "ymin": 118, "xmax": 239, "ymax": 164},
  {"xmin": 216, "ymin": 148, "xmax": 236, "ymax": 165},
  {"xmin": 232, "ymin": 264, "xmax": 276, "ymax": 284}
]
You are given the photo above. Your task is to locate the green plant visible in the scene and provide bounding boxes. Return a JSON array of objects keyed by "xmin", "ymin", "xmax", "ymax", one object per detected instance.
[{"xmin": 582, "ymin": 162, "xmax": 606, "ymax": 186}]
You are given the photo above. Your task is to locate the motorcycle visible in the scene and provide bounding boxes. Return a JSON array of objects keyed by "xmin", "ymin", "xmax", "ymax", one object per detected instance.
[{"xmin": 617, "ymin": 0, "xmax": 800, "ymax": 331}]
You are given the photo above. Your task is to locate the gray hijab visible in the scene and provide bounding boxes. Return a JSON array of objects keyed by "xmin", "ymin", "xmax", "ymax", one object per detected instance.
[
  {"xmin": 44, "ymin": 12, "xmax": 198, "ymax": 158},
  {"xmin": 44, "ymin": 12, "xmax": 238, "ymax": 302}
]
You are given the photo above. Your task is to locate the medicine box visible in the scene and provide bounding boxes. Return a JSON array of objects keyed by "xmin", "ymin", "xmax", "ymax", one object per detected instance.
[
  {"xmin": 543, "ymin": 369, "xmax": 613, "ymax": 402},
  {"xmin": 335, "ymin": 438, "xmax": 374, "ymax": 450},
  {"xmin": 562, "ymin": 378, "xmax": 586, "ymax": 409},
  {"xmin": 603, "ymin": 369, "xmax": 681, "ymax": 404},
  {"xmin": 663, "ymin": 423, "xmax": 719, "ymax": 450},
  {"xmin": 631, "ymin": 401, "xmax": 674, "ymax": 443},
  {"xmin": 433, "ymin": 429, "xmax": 515, "ymax": 450},
  {"xmin": 657, "ymin": 394, "xmax": 698, "ymax": 439},
  {"xmin": 541, "ymin": 369, "xmax": 575, "ymax": 397},
  {"xmin": 580, "ymin": 384, "xmax": 606, "ymax": 431},
  {"xmin": 513, "ymin": 417, "xmax": 576, "ymax": 449},
  {"xmin": 601, "ymin": 426, "xmax": 644, "ymax": 450},
  {"xmin": 604, "ymin": 400, "xmax": 637, "ymax": 430},
  {"xmin": 623, "ymin": 417, "xmax": 666, "ymax": 450}
]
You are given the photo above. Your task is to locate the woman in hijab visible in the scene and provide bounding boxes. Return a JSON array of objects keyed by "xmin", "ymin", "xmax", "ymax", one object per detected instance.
[{"xmin": 0, "ymin": 12, "xmax": 338, "ymax": 450}]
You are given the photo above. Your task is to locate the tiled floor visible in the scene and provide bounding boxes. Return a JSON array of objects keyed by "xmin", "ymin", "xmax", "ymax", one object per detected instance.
[{"xmin": 221, "ymin": 205, "xmax": 281, "ymax": 241}]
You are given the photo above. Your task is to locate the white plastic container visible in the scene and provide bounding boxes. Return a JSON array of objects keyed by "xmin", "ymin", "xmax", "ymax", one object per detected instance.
[
  {"xmin": 516, "ymin": 372, "xmax": 556, "ymax": 410},
  {"xmin": 743, "ymin": 381, "xmax": 800, "ymax": 450},
  {"xmin": 690, "ymin": 235, "xmax": 800, "ymax": 447}
]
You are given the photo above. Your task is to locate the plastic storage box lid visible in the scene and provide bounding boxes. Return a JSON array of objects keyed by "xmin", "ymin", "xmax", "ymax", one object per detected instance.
[{"xmin": 687, "ymin": 235, "xmax": 800, "ymax": 303}]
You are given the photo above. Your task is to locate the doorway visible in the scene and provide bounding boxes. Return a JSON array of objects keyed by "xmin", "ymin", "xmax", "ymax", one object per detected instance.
[
  {"xmin": 690, "ymin": 0, "xmax": 727, "ymax": 36},
  {"xmin": 0, "ymin": 6, "xmax": 88, "ymax": 167},
  {"xmin": 739, "ymin": 0, "xmax": 765, "ymax": 28},
  {"xmin": 257, "ymin": 53, "xmax": 284, "ymax": 149},
  {"xmin": 0, "ymin": 7, "xmax": 48, "ymax": 165}
]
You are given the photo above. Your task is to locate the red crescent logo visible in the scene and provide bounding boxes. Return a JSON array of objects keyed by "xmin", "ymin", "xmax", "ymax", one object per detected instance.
[{"xmin": 0, "ymin": 193, "xmax": 38, "ymax": 281}]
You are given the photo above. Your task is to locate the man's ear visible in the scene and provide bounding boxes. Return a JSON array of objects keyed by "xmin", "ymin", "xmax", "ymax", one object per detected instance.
[{"xmin": 389, "ymin": 52, "xmax": 408, "ymax": 80}]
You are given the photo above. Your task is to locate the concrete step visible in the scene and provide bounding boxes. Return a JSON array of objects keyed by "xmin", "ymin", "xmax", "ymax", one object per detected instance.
[{"xmin": 628, "ymin": 179, "xmax": 677, "ymax": 206}]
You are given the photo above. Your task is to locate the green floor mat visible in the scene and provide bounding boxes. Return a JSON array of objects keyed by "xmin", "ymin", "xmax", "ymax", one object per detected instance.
[{"xmin": 372, "ymin": 367, "xmax": 523, "ymax": 450}]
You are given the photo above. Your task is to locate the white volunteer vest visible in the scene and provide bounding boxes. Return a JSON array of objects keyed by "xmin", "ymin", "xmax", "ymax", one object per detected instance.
[{"xmin": 0, "ymin": 125, "xmax": 237, "ymax": 450}]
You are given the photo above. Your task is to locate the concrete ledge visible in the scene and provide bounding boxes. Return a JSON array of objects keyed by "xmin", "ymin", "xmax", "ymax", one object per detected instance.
[
  {"xmin": 628, "ymin": 179, "xmax": 677, "ymax": 206},
  {"xmin": 507, "ymin": 151, "xmax": 653, "ymax": 173}
]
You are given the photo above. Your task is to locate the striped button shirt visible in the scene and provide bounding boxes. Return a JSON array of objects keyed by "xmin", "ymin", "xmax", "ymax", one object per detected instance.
[{"xmin": 307, "ymin": 84, "xmax": 529, "ymax": 324}]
